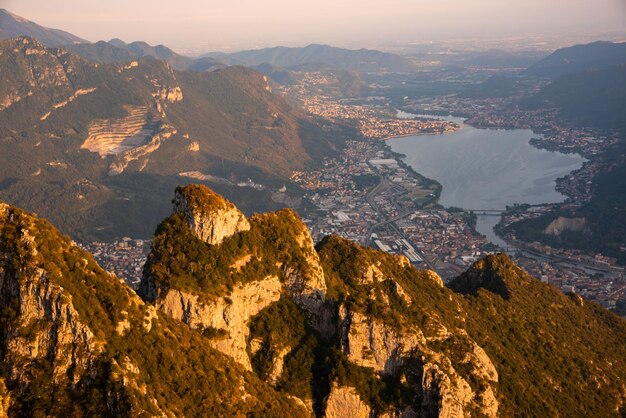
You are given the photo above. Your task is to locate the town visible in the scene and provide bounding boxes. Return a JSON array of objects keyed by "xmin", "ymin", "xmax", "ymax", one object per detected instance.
[
  {"xmin": 84, "ymin": 73, "xmax": 625, "ymax": 316},
  {"xmin": 80, "ymin": 238, "xmax": 150, "ymax": 289}
]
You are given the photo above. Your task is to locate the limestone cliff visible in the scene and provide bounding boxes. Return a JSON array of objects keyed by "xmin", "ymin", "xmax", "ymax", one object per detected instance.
[
  {"xmin": 173, "ymin": 184, "xmax": 250, "ymax": 245},
  {"xmin": 138, "ymin": 186, "xmax": 626, "ymax": 417},
  {"xmin": 338, "ymin": 306, "xmax": 422, "ymax": 374},
  {"xmin": 142, "ymin": 185, "xmax": 327, "ymax": 371},
  {"xmin": 158, "ymin": 276, "xmax": 282, "ymax": 370},
  {"xmin": 0, "ymin": 201, "xmax": 307, "ymax": 417},
  {"xmin": 0, "ymin": 205, "xmax": 102, "ymax": 393},
  {"xmin": 3, "ymin": 185, "xmax": 624, "ymax": 416},
  {"xmin": 324, "ymin": 384, "xmax": 371, "ymax": 418}
]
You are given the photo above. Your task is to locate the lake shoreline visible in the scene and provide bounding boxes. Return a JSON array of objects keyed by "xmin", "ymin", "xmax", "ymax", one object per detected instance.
[{"xmin": 387, "ymin": 111, "xmax": 587, "ymax": 249}]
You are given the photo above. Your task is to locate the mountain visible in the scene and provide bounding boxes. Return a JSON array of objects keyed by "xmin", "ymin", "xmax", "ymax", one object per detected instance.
[
  {"xmin": 99, "ymin": 39, "xmax": 193, "ymax": 71},
  {"xmin": 63, "ymin": 39, "xmax": 227, "ymax": 71},
  {"xmin": 0, "ymin": 9, "xmax": 86, "ymax": 46},
  {"xmin": 524, "ymin": 64, "xmax": 626, "ymax": 132},
  {"xmin": 1, "ymin": 185, "xmax": 625, "ymax": 416},
  {"xmin": 252, "ymin": 63, "xmax": 297, "ymax": 85},
  {"xmin": 0, "ymin": 199, "xmax": 307, "ymax": 417},
  {"xmin": 206, "ymin": 44, "xmax": 417, "ymax": 72},
  {"xmin": 458, "ymin": 75, "xmax": 520, "ymax": 99},
  {"xmin": 62, "ymin": 40, "xmax": 137, "ymax": 64},
  {"xmin": 0, "ymin": 37, "xmax": 344, "ymax": 242},
  {"xmin": 186, "ymin": 56, "xmax": 226, "ymax": 72},
  {"xmin": 524, "ymin": 41, "xmax": 626, "ymax": 78}
]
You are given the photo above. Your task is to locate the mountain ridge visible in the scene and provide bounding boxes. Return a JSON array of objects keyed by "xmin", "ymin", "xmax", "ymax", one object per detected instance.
[
  {"xmin": 140, "ymin": 184, "xmax": 626, "ymax": 417},
  {"xmin": 524, "ymin": 40, "xmax": 626, "ymax": 78},
  {"xmin": 205, "ymin": 43, "xmax": 417, "ymax": 72},
  {"xmin": 0, "ymin": 185, "xmax": 624, "ymax": 416},
  {"xmin": 64, "ymin": 39, "xmax": 226, "ymax": 71},
  {"xmin": 0, "ymin": 37, "xmax": 344, "ymax": 241},
  {"xmin": 0, "ymin": 9, "xmax": 87, "ymax": 46}
]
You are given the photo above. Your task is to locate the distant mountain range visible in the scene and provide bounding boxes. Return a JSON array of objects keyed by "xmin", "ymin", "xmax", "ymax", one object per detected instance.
[
  {"xmin": 206, "ymin": 44, "xmax": 417, "ymax": 72},
  {"xmin": 0, "ymin": 9, "xmax": 224, "ymax": 71},
  {"xmin": 0, "ymin": 9, "xmax": 415, "ymax": 74},
  {"xmin": 0, "ymin": 37, "xmax": 344, "ymax": 241},
  {"xmin": 65, "ymin": 39, "xmax": 225, "ymax": 71},
  {"xmin": 0, "ymin": 8, "xmax": 86, "ymax": 46},
  {"xmin": 524, "ymin": 64, "xmax": 626, "ymax": 131},
  {"xmin": 524, "ymin": 41, "xmax": 626, "ymax": 78}
]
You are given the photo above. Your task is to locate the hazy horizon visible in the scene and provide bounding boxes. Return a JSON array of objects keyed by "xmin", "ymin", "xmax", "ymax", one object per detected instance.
[{"xmin": 1, "ymin": 0, "xmax": 625, "ymax": 53}]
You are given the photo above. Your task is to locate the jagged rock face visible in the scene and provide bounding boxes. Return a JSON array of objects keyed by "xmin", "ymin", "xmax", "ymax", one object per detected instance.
[
  {"xmin": 0, "ymin": 220, "xmax": 101, "ymax": 394},
  {"xmin": 422, "ymin": 270, "xmax": 444, "ymax": 288},
  {"xmin": 158, "ymin": 276, "xmax": 282, "ymax": 370},
  {"xmin": 414, "ymin": 349, "xmax": 499, "ymax": 418},
  {"xmin": 0, "ymin": 378, "xmax": 9, "ymax": 417},
  {"xmin": 267, "ymin": 346, "xmax": 291, "ymax": 385},
  {"xmin": 0, "ymin": 38, "xmax": 77, "ymax": 113},
  {"xmin": 324, "ymin": 384, "xmax": 371, "ymax": 418},
  {"xmin": 0, "ymin": 202, "xmax": 309, "ymax": 417},
  {"xmin": 336, "ymin": 307, "xmax": 499, "ymax": 417},
  {"xmin": 3, "ymin": 267, "xmax": 101, "ymax": 385},
  {"xmin": 282, "ymin": 216, "xmax": 328, "ymax": 334},
  {"xmin": 173, "ymin": 184, "xmax": 250, "ymax": 245},
  {"xmin": 156, "ymin": 85, "xmax": 183, "ymax": 103},
  {"xmin": 420, "ymin": 362, "xmax": 472, "ymax": 418},
  {"xmin": 339, "ymin": 306, "xmax": 422, "ymax": 375},
  {"xmin": 0, "ymin": 205, "xmax": 123, "ymax": 415}
]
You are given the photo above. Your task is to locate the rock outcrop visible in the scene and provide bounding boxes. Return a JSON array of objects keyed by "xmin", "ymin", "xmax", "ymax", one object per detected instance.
[
  {"xmin": 281, "ymin": 213, "xmax": 328, "ymax": 333},
  {"xmin": 173, "ymin": 184, "xmax": 250, "ymax": 245},
  {"xmin": 324, "ymin": 384, "xmax": 371, "ymax": 418},
  {"xmin": 339, "ymin": 306, "xmax": 422, "ymax": 375},
  {"xmin": 544, "ymin": 216, "xmax": 588, "ymax": 236},
  {"xmin": 0, "ymin": 378, "xmax": 9, "ymax": 417},
  {"xmin": 0, "ymin": 214, "xmax": 102, "ymax": 392},
  {"xmin": 0, "ymin": 201, "xmax": 307, "ymax": 417},
  {"xmin": 158, "ymin": 276, "xmax": 282, "ymax": 370}
]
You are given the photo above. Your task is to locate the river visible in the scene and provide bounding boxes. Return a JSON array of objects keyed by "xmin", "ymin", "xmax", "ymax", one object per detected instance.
[{"xmin": 388, "ymin": 112, "xmax": 587, "ymax": 249}]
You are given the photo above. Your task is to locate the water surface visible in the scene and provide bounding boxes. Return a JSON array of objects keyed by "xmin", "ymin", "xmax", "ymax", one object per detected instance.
[{"xmin": 389, "ymin": 114, "xmax": 586, "ymax": 248}]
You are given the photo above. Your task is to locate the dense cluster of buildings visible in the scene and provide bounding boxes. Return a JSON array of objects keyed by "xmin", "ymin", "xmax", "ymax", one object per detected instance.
[
  {"xmin": 292, "ymin": 137, "xmax": 494, "ymax": 276},
  {"xmin": 282, "ymin": 72, "xmax": 458, "ymax": 139},
  {"xmin": 397, "ymin": 211, "xmax": 492, "ymax": 276},
  {"xmin": 511, "ymin": 246, "xmax": 625, "ymax": 310},
  {"xmin": 80, "ymin": 238, "xmax": 150, "ymax": 289},
  {"xmin": 79, "ymin": 73, "xmax": 624, "ymax": 315},
  {"xmin": 303, "ymin": 95, "xmax": 457, "ymax": 139},
  {"xmin": 406, "ymin": 95, "xmax": 616, "ymax": 158}
]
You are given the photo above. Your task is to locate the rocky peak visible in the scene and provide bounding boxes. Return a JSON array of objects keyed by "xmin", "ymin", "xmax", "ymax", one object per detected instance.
[
  {"xmin": 10, "ymin": 36, "xmax": 46, "ymax": 54},
  {"xmin": 1, "ymin": 187, "xmax": 626, "ymax": 416},
  {"xmin": 0, "ymin": 200, "xmax": 307, "ymax": 416},
  {"xmin": 173, "ymin": 184, "xmax": 250, "ymax": 245},
  {"xmin": 448, "ymin": 253, "xmax": 521, "ymax": 298}
]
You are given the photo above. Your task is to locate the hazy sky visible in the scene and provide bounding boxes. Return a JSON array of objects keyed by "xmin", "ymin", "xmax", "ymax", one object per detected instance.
[{"xmin": 2, "ymin": 0, "xmax": 625, "ymax": 52}]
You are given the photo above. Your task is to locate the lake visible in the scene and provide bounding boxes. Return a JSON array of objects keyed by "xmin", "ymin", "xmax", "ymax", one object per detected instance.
[{"xmin": 388, "ymin": 113, "xmax": 587, "ymax": 248}]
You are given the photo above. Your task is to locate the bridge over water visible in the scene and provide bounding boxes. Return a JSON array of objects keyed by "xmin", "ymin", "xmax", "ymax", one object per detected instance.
[{"xmin": 464, "ymin": 209, "xmax": 506, "ymax": 217}]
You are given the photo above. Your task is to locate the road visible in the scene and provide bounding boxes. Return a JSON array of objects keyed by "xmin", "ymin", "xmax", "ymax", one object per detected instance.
[{"xmin": 364, "ymin": 175, "xmax": 436, "ymax": 270}]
